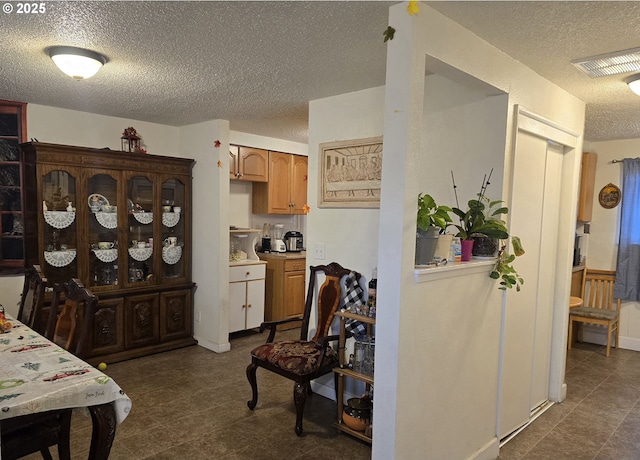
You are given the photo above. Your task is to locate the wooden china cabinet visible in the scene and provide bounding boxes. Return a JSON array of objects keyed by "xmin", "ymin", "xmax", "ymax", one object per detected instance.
[{"xmin": 21, "ymin": 142, "xmax": 196, "ymax": 364}]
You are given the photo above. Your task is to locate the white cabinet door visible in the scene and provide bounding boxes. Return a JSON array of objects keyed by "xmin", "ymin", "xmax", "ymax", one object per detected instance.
[
  {"xmin": 245, "ymin": 279, "xmax": 265, "ymax": 330},
  {"xmin": 229, "ymin": 282, "xmax": 247, "ymax": 333}
]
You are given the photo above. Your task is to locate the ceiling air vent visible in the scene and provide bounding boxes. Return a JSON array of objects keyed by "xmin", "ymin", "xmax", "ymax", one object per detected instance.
[{"xmin": 572, "ymin": 47, "xmax": 640, "ymax": 78}]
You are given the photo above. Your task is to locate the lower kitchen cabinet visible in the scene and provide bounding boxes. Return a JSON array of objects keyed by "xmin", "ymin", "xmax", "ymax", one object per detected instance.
[
  {"xmin": 258, "ymin": 253, "xmax": 306, "ymax": 323},
  {"xmin": 88, "ymin": 297, "xmax": 125, "ymax": 357},
  {"xmin": 229, "ymin": 263, "xmax": 266, "ymax": 333},
  {"xmin": 160, "ymin": 289, "xmax": 192, "ymax": 341},
  {"xmin": 125, "ymin": 293, "xmax": 160, "ymax": 349}
]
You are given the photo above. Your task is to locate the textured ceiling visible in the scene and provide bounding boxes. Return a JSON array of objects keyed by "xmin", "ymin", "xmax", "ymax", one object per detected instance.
[{"xmin": 2, "ymin": 1, "xmax": 640, "ymax": 143}]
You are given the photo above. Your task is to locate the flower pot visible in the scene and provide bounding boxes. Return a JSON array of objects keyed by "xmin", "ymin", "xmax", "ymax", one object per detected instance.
[
  {"xmin": 472, "ymin": 236, "xmax": 498, "ymax": 258},
  {"xmin": 461, "ymin": 239, "xmax": 474, "ymax": 261},
  {"xmin": 415, "ymin": 227, "xmax": 439, "ymax": 265}
]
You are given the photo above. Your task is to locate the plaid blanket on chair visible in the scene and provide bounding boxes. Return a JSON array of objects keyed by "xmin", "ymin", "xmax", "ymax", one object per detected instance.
[{"xmin": 342, "ymin": 271, "xmax": 367, "ymax": 337}]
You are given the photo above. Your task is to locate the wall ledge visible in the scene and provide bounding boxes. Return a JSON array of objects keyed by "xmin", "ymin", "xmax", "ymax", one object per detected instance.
[{"xmin": 414, "ymin": 259, "xmax": 496, "ymax": 283}]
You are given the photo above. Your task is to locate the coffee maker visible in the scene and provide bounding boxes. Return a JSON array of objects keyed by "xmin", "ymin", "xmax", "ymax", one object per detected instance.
[
  {"xmin": 284, "ymin": 231, "xmax": 304, "ymax": 252},
  {"xmin": 573, "ymin": 234, "xmax": 583, "ymax": 266},
  {"xmin": 272, "ymin": 224, "xmax": 286, "ymax": 253}
]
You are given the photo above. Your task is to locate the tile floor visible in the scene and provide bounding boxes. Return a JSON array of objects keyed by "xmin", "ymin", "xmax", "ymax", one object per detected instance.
[
  {"xmin": 26, "ymin": 334, "xmax": 640, "ymax": 459},
  {"xmin": 30, "ymin": 328, "xmax": 371, "ymax": 460}
]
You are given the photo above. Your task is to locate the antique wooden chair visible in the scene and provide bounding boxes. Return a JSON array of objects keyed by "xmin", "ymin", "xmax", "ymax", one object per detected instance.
[
  {"xmin": 45, "ymin": 278, "xmax": 98, "ymax": 358},
  {"xmin": 246, "ymin": 262, "xmax": 358, "ymax": 435},
  {"xmin": 568, "ymin": 269, "xmax": 621, "ymax": 357},
  {"xmin": 1, "ymin": 279, "xmax": 98, "ymax": 460},
  {"xmin": 16, "ymin": 265, "xmax": 47, "ymax": 333}
]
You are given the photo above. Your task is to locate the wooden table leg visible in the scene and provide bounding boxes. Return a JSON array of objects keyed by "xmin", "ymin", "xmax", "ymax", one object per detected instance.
[{"xmin": 87, "ymin": 403, "xmax": 117, "ymax": 460}]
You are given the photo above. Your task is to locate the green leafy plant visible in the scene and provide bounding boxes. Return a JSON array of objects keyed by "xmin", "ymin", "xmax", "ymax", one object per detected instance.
[
  {"xmin": 452, "ymin": 196, "xmax": 509, "ymax": 240},
  {"xmin": 417, "ymin": 193, "xmax": 453, "ymax": 234},
  {"xmin": 490, "ymin": 237, "xmax": 525, "ymax": 291}
]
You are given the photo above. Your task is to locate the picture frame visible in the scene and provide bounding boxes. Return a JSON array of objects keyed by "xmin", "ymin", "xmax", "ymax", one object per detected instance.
[
  {"xmin": 318, "ymin": 136, "xmax": 383, "ymax": 208},
  {"xmin": 598, "ymin": 183, "xmax": 621, "ymax": 209}
]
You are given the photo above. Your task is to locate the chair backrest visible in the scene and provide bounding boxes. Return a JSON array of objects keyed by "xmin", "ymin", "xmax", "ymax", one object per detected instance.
[
  {"xmin": 17, "ymin": 265, "xmax": 47, "ymax": 332},
  {"xmin": 581, "ymin": 269, "xmax": 621, "ymax": 312},
  {"xmin": 45, "ymin": 279, "xmax": 98, "ymax": 358},
  {"xmin": 301, "ymin": 262, "xmax": 360, "ymax": 342}
]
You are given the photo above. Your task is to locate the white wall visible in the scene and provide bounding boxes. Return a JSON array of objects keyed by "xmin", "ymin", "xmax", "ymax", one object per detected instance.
[
  {"xmin": 372, "ymin": 4, "xmax": 584, "ymax": 459},
  {"xmin": 581, "ymin": 139, "xmax": 640, "ymax": 351}
]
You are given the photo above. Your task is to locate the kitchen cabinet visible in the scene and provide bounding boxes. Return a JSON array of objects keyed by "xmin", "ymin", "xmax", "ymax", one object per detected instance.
[
  {"xmin": 258, "ymin": 252, "xmax": 305, "ymax": 324},
  {"xmin": 229, "ymin": 263, "xmax": 266, "ymax": 333},
  {"xmin": 577, "ymin": 152, "xmax": 597, "ymax": 222},
  {"xmin": 252, "ymin": 151, "xmax": 308, "ymax": 214},
  {"xmin": 571, "ymin": 264, "xmax": 586, "ymax": 298},
  {"xmin": 229, "ymin": 145, "xmax": 268, "ymax": 182},
  {"xmin": 21, "ymin": 141, "xmax": 196, "ymax": 364},
  {"xmin": 333, "ymin": 311, "xmax": 375, "ymax": 444}
]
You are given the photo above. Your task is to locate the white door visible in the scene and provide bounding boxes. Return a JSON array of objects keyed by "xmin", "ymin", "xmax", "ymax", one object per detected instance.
[
  {"xmin": 229, "ymin": 282, "xmax": 247, "ymax": 333},
  {"xmin": 499, "ymin": 117, "xmax": 570, "ymax": 439}
]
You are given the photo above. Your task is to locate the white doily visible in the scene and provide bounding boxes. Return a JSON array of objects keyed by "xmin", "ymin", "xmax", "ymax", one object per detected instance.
[
  {"xmin": 43, "ymin": 211, "xmax": 76, "ymax": 229},
  {"xmin": 162, "ymin": 245, "xmax": 182, "ymax": 265},
  {"xmin": 95, "ymin": 212, "xmax": 118, "ymax": 229},
  {"xmin": 93, "ymin": 248, "xmax": 118, "ymax": 263},
  {"xmin": 132, "ymin": 212, "xmax": 153, "ymax": 225},
  {"xmin": 44, "ymin": 249, "xmax": 77, "ymax": 267},
  {"xmin": 128, "ymin": 247, "xmax": 153, "ymax": 262},
  {"xmin": 162, "ymin": 212, "xmax": 180, "ymax": 228}
]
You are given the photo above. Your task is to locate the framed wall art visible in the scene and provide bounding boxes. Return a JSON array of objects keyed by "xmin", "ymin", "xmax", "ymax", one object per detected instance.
[
  {"xmin": 598, "ymin": 183, "xmax": 621, "ymax": 209},
  {"xmin": 318, "ymin": 137, "xmax": 383, "ymax": 208}
]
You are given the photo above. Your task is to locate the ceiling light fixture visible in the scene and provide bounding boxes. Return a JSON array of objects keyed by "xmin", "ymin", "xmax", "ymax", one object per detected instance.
[
  {"xmin": 627, "ymin": 74, "xmax": 640, "ymax": 96},
  {"xmin": 572, "ymin": 47, "xmax": 640, "ymax": 78},
  {"xmin": 47, "ymin": 46, "xmax": 107, "ymax": 80}
]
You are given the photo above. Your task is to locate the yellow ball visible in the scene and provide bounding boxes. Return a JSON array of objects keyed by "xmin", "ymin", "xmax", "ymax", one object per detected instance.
[{"xmin": 98, "ymin": 362, "xmax": 107, "ymax": 371}]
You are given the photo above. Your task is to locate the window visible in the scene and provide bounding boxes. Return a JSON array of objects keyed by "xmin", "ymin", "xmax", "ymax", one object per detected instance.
[{"xmin": 0, "ymin": 100, "xmax": 29, "ymax": 275}]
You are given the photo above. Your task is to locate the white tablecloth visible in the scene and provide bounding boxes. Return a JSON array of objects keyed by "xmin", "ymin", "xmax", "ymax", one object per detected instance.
[{"xmin": 0, "ymin": 316, "xmax": 131, "ymax": 423}]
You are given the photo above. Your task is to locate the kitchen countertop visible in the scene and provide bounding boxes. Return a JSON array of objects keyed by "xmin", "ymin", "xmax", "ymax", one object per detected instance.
[{"xmin": 258, "ymin": 251, "xmax": 306, "ymax": 260}]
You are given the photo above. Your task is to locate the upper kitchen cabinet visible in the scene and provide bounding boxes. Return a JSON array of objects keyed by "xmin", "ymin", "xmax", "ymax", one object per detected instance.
[
  {"xmin": 229, "ymin": 145, "xmax": 268, "ymax": 182},
  {"xmin": 577, "ymin": 152, "xmax": 597, "ymax": 222},
  {"xmin": 252, "ymin": 151, "xmax": 308, "ymax": 214}
]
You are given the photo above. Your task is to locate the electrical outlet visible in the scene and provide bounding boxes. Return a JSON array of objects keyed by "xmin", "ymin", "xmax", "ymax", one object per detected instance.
[
  {"xmin": 313, "ymin": 243, "xmax": 326, "ymax": 260},
  {"xmin": 196, "ymin": 310, "xmax": 202, "ymax": 323}
]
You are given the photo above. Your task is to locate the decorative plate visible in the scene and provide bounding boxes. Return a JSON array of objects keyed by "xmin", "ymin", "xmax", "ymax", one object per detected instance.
[
  {"xmin": 128, "ymin": 247, "xmax": 153, "ymax": 262},
  {"xmin": 95, "ymin": 212, "xmax": 118, "ymax": 229},
  {"xmin": 44, "ymin": 249, "xmax": 77, "ymax": 267},
  {"xmin": 162, "ymin": 212, "xmax": 180, "ymax": 228},
  {"xmin": 162, "ymin": 245, "xmax": 182, "ymax": 265},
  {"xmin": 133, "ymin": 212, "xmax": 154, "ymax": 225},
  {"xmin": 43, "ymin": 211, "xmax": 76, "ymax": 229},
  {"xmin": 598, "ymin": 183, "xmax": 621, "ymax": 209},
  {"xmin": 93, "ymin": 248, "xmax": 118, "ymax": 263},
  {"xmin": 88, "ymin": 194, "xmax": 108, "ymax": 211}
]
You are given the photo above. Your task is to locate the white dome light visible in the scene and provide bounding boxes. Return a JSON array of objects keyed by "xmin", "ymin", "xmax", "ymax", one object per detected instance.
[{"xmin": 48, "ymin": 46, "xmax": 107, "ymax": 80}]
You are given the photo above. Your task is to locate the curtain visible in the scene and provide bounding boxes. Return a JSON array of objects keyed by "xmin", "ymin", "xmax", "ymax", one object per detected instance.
[{"xmin": 614, "ymin": 158, "xmax": 640, "ymax": 301}]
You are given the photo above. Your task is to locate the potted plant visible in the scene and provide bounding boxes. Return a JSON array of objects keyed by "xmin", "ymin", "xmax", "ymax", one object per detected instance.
[
  {"xmin": 451, "ymin": 170, "xmax": 508, "ymax": 261},
  {"xmin": 415, "ymin": 193, "xmax": 452, "ymax": 265}
]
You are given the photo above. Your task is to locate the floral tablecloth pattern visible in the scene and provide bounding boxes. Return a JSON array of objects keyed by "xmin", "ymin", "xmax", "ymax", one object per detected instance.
[{"xmin": 0, "ymin": 317, "xmax": 131, "ymax": 424}]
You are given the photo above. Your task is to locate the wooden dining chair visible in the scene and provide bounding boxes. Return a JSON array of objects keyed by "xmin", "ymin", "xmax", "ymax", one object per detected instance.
[
  {"xmin": 45, "ymin": 278, "xmax": 98, "ymax": 359},
  {"xmin": 16, "ymin": 265, "xmax": 47, "ymax": 333},
  {"xmin": 1, "ymin": 279, "xmax": 98, "ymax": 460},
  {"xmin": 246, "ymin": 262, "xmax": 358, "ymax": 435},
  {"xmin": 568, "ymin": 269, "xmax": 621, "ymax": 357}
]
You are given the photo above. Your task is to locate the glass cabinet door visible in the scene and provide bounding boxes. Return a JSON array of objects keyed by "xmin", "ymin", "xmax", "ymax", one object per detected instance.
[
  {"xmin": 88, "ymin": 172, "xmax": 118, "ymax": 289},
  {"xmin": 42, "ymin": 169, "xmax": 77, "ymax": 286},
  {"xmin": 161, "ymin": 178, "xmax": 185, "ymax": 280},
  {"xmin": 127, "ymin": 175, "xmax": 154, "ymax": 286}
]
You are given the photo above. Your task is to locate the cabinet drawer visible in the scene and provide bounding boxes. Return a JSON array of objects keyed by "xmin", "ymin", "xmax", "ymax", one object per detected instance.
[
  {"xmin": 284, "ymin": 259, "xmax": 305, "ymax": 272},
  {"xmin": 230, "ymin": 264, "xmax": 266, "ymax": 282}
]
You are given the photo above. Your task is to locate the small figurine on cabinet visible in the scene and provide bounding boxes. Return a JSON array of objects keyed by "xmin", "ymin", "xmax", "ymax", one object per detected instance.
[{"xmin": 121, "ymin": 127, "xmax": 141, "ymax": 153}]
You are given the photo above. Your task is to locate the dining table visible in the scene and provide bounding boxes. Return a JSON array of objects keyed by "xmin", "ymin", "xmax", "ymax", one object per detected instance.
[{"xmin": 0, "ymin": 313, "xmax": 132, "ymax": 459}]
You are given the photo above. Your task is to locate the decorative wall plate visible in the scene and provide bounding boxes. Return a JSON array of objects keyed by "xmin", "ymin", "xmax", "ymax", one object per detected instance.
[
  {"xmin": 43, "ymin": 211, "xmax": 76, "ymax": 229},
  {"xmin": 598, "ymin": 183, "xmax": 621, "ymax": 209}
]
